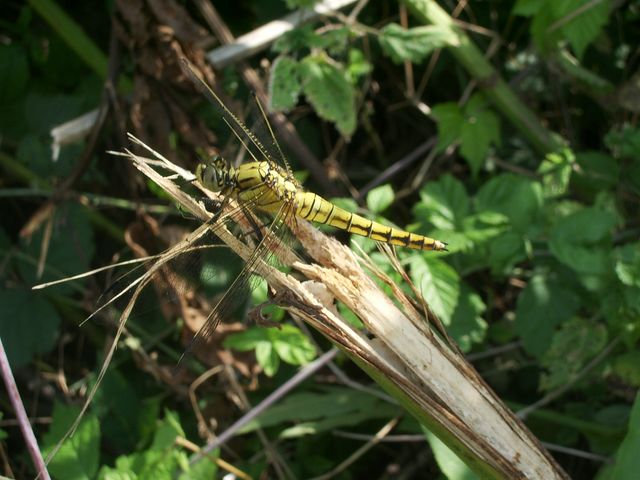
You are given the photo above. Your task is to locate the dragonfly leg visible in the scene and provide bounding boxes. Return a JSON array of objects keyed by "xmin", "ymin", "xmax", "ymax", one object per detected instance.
[
  {"xmin": 247, "ymin": 284, "xmax": 295, "ymax": 329},
  {"xmin": 202, "ymin": 197, "xmax": 225, "ymax": 218},
  {"xmin": 247, "ymin": 300, "xmax": 282, "ymax": 329}
]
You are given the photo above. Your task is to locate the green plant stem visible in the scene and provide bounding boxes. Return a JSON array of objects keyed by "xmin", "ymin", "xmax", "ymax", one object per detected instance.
[
  {"xmin": 27, "ymin": 0, "xmax": 132, "ymax": 91},
  {"xmin": 28, "ymin": 0, "xmax": 108, "ymax": 78},
  {"xmin": 509, "ymin": 401, "xmax": 627, "ymax": 439},
  {"xmin": 401, "ymin": 0, "xmax": 565, "ymax": 155},
  {"xmin": 0, "ymin": 152, "xmax": 123, "ymax": 243}
]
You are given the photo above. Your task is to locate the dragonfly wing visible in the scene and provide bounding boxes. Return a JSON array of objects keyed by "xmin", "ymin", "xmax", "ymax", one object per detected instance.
[
  {"xmin": 180, "ymin": 59, "xmax": 294, "ymax": 176},
  {"xmin": 182, "ymin": 199, "xmax": 297, "ymax": 359}
]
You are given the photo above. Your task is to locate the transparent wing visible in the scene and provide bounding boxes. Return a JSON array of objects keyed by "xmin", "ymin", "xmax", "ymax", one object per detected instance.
[
  {"xmin": 180, "ymin": 58, "xmax": 294, "ymax": 177},
  {"xmin": 94, "ymin": 185, "xmax": 288, "ymax": 339},
  {"xmin": 182, "ymin": 199, "xmax": 297, "ymax": 359}
]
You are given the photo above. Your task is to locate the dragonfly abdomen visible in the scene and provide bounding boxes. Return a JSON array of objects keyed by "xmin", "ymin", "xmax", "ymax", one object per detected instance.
[{"xmin": 295, "ymin": 191, "xmax": 447, "ymax": 251}]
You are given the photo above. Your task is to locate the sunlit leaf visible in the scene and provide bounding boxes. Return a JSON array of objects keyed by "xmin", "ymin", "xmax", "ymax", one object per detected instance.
[
  {"xmin": 300, "ymin": 54, "xmax": 356, "ymax": 137},
  {"xmin": 515, "ymin": 275, "xmax": 581, "ymax": 357},
  {"xmin": 431, "ymin": 102, "xmax": 463, "ymax": 152},
  {"xmin": 551, "ymin": 0, "xmax": 611, "ymax": 59},
  {"xmin": 269, "ymin": 56, "xmax": 302, "ymax": 112},
  {"xmin": 410, "ymin": 256, "xmax": 460, "ymax": 324},
  {"xmin": 269, "ymin": 324, "xmax": 316, "ymax": 366},
  {"xmin": 42, "ymin": 403, "xmax": 100, "ymax": 480},
  {"xmin": 424, "ymin": 427, "xmax": 479, "ymax": 480},
  {"xmin": 475, "ymin": 174, "xmax": 544, "ymax": 234},
  {"xmin": 416, "ymin": 174, "xmax": 469, "ymax": 231},
  {"xmin": 239, "ymin": 386, "xmax": 398, "ymax": 434},
  {"xmin": 459, "ymin": 95, "xmax": 501, "ymax": 175},
  {"xmin": 614, "ymin": 243, "xmax": 640, "ymax": 288},
  {"xmin": 538, "ymin": 148, "xmax": 575, "ymax": 198},
  {"xmin": 549, "ymin": 206, "xmax": 617, "ymax": 279},
  {"xmin": 540, "ymin": 317, "xmax": 607, "ymax": 390},
  {"xmin": 379, "ymin": 23, "xmax": 457, "ymax": 64},
  {"xmin": 448, "ymin": 284, "xmax": 487, "ymax": 352},
  {"xmin": 366, "ymin": 184, "xmax": 394, "ymax": 213}
]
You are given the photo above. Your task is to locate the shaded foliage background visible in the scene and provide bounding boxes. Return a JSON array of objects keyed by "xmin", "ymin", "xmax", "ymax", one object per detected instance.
[{"xmin": 1, "ymin": 0, "xmax": 639, "ymax": 478}]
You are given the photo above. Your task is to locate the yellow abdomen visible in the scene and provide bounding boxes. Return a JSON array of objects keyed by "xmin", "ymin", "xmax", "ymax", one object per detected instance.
[{"xmin": 295, "ymin": 191, "xmax": 447, "ymax": 251}]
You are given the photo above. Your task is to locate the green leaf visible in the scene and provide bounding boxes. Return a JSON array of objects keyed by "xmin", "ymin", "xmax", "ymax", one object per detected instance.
[
  {"xmin": 611, "ymin": 352, "xmax": 640, "ymax": 387},
  {"xmin": 415, "ymin": 174, "xmax": 469, "ymax": 231},
  {"xmin": 300, "ymin": 54, "xmax": 356, "ymax": 137},
  {"xmin": 0, "ymin": 288, "xmax": 60, "ymax": 367},
  {"xmin": 460, "ymin": 211, "xmax": 510, "ymax": 248},
  {"xmin": 273, "ymin": 24, "xmax": 324, "ymax": 53},
  {"xmin": 269, "ymin": 56, "xmax": 302, "ymax": 112},
  {"xmin": 42, "ymin": 403, "xmax": 100, "ymax": 480},
  {"xmin": 609, "ymin": 393, "xmax": 640, "ymax": 479},
  {"xmin": 24, "ymin": 91, "xmax": 85, "ymax": 136},
  {"xmin": 549, "ymin": 206, "xmax": 616, "ymax": 277},
  {"xmin": 224, "ymin": 327, "xmax": 270, "ymax": 351},
  {"xmin": 515, "ymin": 275, "xmax": 581, "ymax": 357},
  {"xmin": 284, "ymin": 0, "xmax": 318, "ymax": 9},
  {"xmin": 487, "ymin": 231, "xmax": 527, "ymax": 274},
  {"xmin": 551, "ymin": 0, "xmax": 611, "ymax": 59},
  {"xmin": 410, "ymin": 256, "xmax": 460, "ymax": 324},
  {"xmin": 538, "ymin": 148, "xmax": 575, "ymax": 198},
  {"xmin": 432, "ymin": 96, "xmax": 500, "ymax": 175},
  {"xmin": 19, "ymin": 202, "xmax": 95, "ymax": 296},
  {"xmin": 346, "ymin": 48, "xmax": 372, "ymax": 82},
  {"xmin": 431, "ymin": 102, "xmax": 463, "ymax": 152},
  {"xmin": 459, "ymin": 95, "xmax": 501, "ymax": 175},
  {"xmin": 366, "ymin": 184, "xmax": 394, "ymax": 213},
  {"xmin": 448, "ymin": 284, "xmax": 487, "ymax": 352},
  {"xmin": 513, "ymin": 0, "xmax": 546, "ymax": 16},
  {"xmin": 269, "ymin": 324, "xmax": 316, "ymax": 366},
  {"xmin": 0, "ymin": 44, "xmax": 29, "ymax": 105},
  {"xmin": 150, "ymin": 410, "xmax": 185, "ymax": 451},
  {"xmin": 614, "ymin": 243, "xmax": 640, "ymax": 288},
  {"xmin": 525, "ymin": 0, "xmax": 611, "ymax": 58},
  {"xmin": 601, "ymin": 283, "xmax": 640, "ymax": 345},
  {"xmin": 378, "ymin": 23, "xmax": 457, "ymax": 64},
  {"xmin": 239, "ymin": 386, "xmax": 397, "ymax": 434},
  {"xmin": 605, "ymin": 125, "xmax": 640, "ymax": 159},
  {"xmin": 226, "ymin": 325, "xmax": 313, "ymax": 376},
  {"xmin": 475, "ymin": 174, "xmax": 544, "ymax": 234},
  {"xmin": 97, "ymin": 411, "xmax": 214, "ymax": 480},
  {"xmin": 574, "ymin": 151, "xmax": 620, "ymax": 193},
  {"xmin": 423, "ymin": 427, "xmax": 479, "ymax": 480},
  {"xmin": 540, "ymin": 317, "xmax": 607, "ymax": 391},
  {"xmin": 92, "ymin": 369, "xmax": 160, "ymax": 451}
]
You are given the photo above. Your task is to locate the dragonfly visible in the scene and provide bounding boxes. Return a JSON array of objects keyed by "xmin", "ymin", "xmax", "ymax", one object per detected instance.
[{"xmin": 161, "ymin": 59, "xmax": 448, "ymax": 347}]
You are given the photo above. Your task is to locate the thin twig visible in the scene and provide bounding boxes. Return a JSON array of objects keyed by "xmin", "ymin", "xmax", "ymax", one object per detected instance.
[
  {"xmin": 310, "ymin": 416, "xmax": 401, "ymax": 480},
  {"xmin": 517, "ymin": 336, "xmax": 622, "ymax": 419},
  {"xmin": 0, "ymin": 339, "xmax": 51, "ymax": 480},
  {"xmin": 192, "ymin": 349, "xmax": 338, "ymax": 461}
]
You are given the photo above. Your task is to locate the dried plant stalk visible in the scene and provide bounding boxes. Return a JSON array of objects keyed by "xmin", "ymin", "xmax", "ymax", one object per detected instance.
[{"xmin": 116, "ymin": 136, "xmax": 568, "ymax": 479}]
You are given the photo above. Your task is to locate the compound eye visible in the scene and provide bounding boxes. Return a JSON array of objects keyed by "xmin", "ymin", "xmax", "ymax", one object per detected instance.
[{"xmin": 203, "ymin": 164, "xmax": 218, "ymax": 189}]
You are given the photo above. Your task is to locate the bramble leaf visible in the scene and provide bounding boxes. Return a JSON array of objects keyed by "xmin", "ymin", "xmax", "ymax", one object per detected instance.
[
  {"xmin": 269, "ymin": 56, "xmax": 302, "ymax": 112},
  {"xmin": 515, "ymin": 275, "xmax": 581, "ymax": 357},
  {"xmin": 410, "ymin": 256, "xmax": 460, "ymax": 324},
  {"xmin": 300, "ymin": 54, "xmax": 356, "ymax": 137},
  {"xmin": 366, "ymin": 184, "xmax": 394, "ymax": 213},
  {"xmin": 540, "ymin": 317, "xmax": 607, "ymax": 390},
  {"xmin": 378, "ymin": 23, "xmax": 457, "ymax": 64}
]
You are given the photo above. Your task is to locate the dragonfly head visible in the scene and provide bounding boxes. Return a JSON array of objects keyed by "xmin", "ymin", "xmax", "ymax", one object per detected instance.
[{"xmin": 196, "ymin": 156, "xmax": 226, "ymax": 191}]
